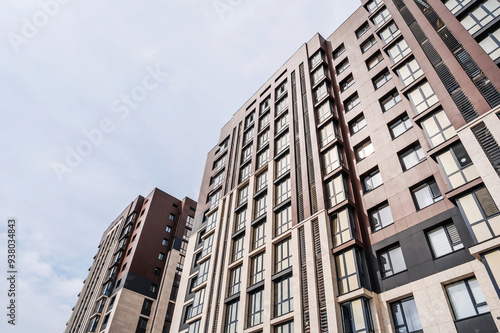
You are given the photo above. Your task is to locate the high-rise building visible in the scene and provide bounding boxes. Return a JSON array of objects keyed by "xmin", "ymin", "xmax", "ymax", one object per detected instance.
[
  {"xmin": 172, "ymin": 1, "xmax": 500, "ymax": 332},
  {"xmin": 65, "ymin": 188, "xmax": 196, "ymax": 333}
]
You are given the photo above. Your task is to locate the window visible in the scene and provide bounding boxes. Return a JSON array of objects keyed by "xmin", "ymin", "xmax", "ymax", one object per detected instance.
[
  {"xmin": 254, "ymin": 195, "xmax": 267, "ymax": 219},
  {"xmin": 232, "ymin": 235, "xmax": 244, "ymax": 262},
  {"xmin": 360, "ymin": 35, "xmax": 377, "ymax": 53},
  {"xmin": 168, "ymin": 214, "xmax": 175, "ymax": 221},
  {"xmin": 427, "ymin": 222, "xmax": 464, "ymax": 258},
  {"xmin": 241, "ymin": 145, "xmax": 253, "ymax": 163},
  {"xmin": 421, "ymin": 110, "xmax": 456, "ymax": 148},
  {"xmin": 445, "ymin": 0, "xmax": 473, "ymax": 14},
  {"xmin": 87, "ymin": 315, "xmax": 100, "ymax": 332},
  {"xmin": 319, "ymin": 121, "xmax": 339, "ymax": 147},
  {"xmin": 408, "ymin": 82, "xmax": 439, "ymax": 114},
  {"xmin": 311, "ymin": 66, "xmax": 326, "ymax": 85},
  {"xmin": 446, "ymin": 277, "xmax": 489, "ymax": 320},
  {"xmin": 391, "ymin": 297, "xmax": 423, "ymax": 333},
  {"xmin": 259, "ymin": 111, "xmax": 270, "ymax": 130},
  {"xmin": 396, "ymin": 58, "xmax": 423, "ymax": 87},
  {"xmin": 257, "ymin": 149, "xmax": 269, "ymax": 169},
  {"xmin": 373, "ymin": 69, "xmax": 392, "ymax": 89},
  {"xmin": 224, "ymin": 301, "xmax": 239, "ymax": 333},
  {"xmin": 340, "ymin": 298, "xmax": 374, "ymax": 333},
  {"xmin": 367, "ymin": 52, "xmax": 383, "ymax": 70},
  {"xmin": 275, "ymin": 131, "xmax": 289, "ymax": 154},
  {"xmin": 325, "ymin": 174, "xmax": 349, "ymax": 208},
  {"xmin": 356, "ymin": 22, "xmax": 371, "ymax": 39},
  {"xmin": 189, "ymin": 288, "xmax": 205, "ymax": 318},
  {"xmin": 235, "ymin": 209, "xmax": 246, "ymax": 232},
  {"xmin": 332, "ymin": 208, "xmax": 356, "ymax": 247},
  {"xmin": 213, "ymin": 154, "xmax": 227, "ymax": 171},
  {"xmin": 238, "ymin": 186, "xmax": 248, "ymax": 205},
  {"xmin": 240, "ymin": 163, "xmax": 251, "ymax": 183},
  {"xmin": 366, "ymin": 0, "xmax": 383, "ymax": 13},
  {"xmin": 333, "ymin": 44, "xmax": 346, "ymax": 59},
  {"xmin": 362, "ymin": 168, "xmax": 383, "ymax": 193},
  {"xmin": 316, "ymin": 100, "xmax": 335, "ymax": 123},
  {"xmin": 310, "ymin": 50, "xmax": 324, "ymax": 68},
  {"xmin": 195, "ymin": 259, "xmax": 210, "ymax": 286},
  {"xmin": 187, "ymin": 320, "xmax": 200, "ymax": 333},
  {"xmin": 137, "ymin": 317, "xmax": 148, "ymax": 331},
  {"xmin": 275, "ymin": 112, "xmax": 289, "ymax": 133},
  {"xmin": 436, "ymin": 142, "xmax": 479, "ymax": 189},
  {"xmin": 322, "ymin": 145, "xmax": 344, "ymax": 175},
  {"xmin": 201, "ymin": 234, "xmax": 214, "ymax": 257},
  {"xmin": 276, "ymin": 96, "xmax": 288, "ymax": 115},
  {"xmin": 314, "ymin": 81, "xmax": 330, "ymax": 102},
  {"xmin": 166, "ymin": 226, "xmax": 172, "ymax": 233},
  {"xmin": 336, "ymin": 58, "xmax": 350, "ymax": 74},
  {"xmin": 372, "ymin": 7, "xmax": 391, "ymax": 28},
  {"xmin": 228, "ymin": 266, "xmax": 242, "ymax": 295},
  {"xmin": 244, "ymin": 126, "xmax": 254, "ymax": 144},
  {"xmin": 380, "ymin": 90, "xmax": 401, "ymax": 112},
  {"xmin": 412, "ymin": 179, "xmax": 443, "ymax": 210},
  {"xmin": 399, "ymin": 143, "xmax": 426, "ymax": 170},
  {"xmin": 479, "ymin": 26, "xmax": 500, "ymax": 62},
  {"xmin": 355, "ymin": 140, "xmax": 374, "ymax": 161},
  {"xmin": 251, "ymin": 252, "xmax": 265, "ymax": 285},
  {"xmin": 248, "ymin": 288, "xmax": 264, "ymax": 327},
  {"xmin": 158, "ymin": 252, "xmax": 165, "ymax": 260},
  {"xmin": 245, "ymin": 112, "xmax": 255, "ymax": 129},
  {"xmin": 275, "ymin": 177, "xmax": 291, "ymax": 205},
  {"xmin": 275, "ymin": 205, "xmax": 292, "ymax": 236},
  {"xmin": 387, "ymin": 38, "xmax": 411, "ymax": 64},
  {"xmin": 460, "ymin": 0, "xmax": 500, "ymax": 34},
  {"xmin": 260, "ymin": 97, "xmax": 270, "ymax": 114},
  {"xmin": 208, "ymin": 189, "xmax": 221, "ymax": 210},
  {"xmin": 379, "ymin": 245, "xmax": 406, "ymax": 277},
  {"xmin": 340, "ymin": 74, "xmax": 355, "ymax": 92},
  {"xmin": 379, "ymin": 21, "xmax": 400, "ymax": 44},
  {"xmin": 154, "ymin": 267, "xmax": 161, "ymax": 276},
  {"xmin": 336, "ymin": 248, "xmax": 364, "ymax": 294},
  {"xmin": 258, "ymin": 129, "xmax": 269, "ymax": 149},
  {"xmin": 276, "ymin": 80, "xmax": 287, "ymax": 99},
  {"xmin": 456, "ymin": 186, "xmax": 500, "ymax": 243},
  {"xmin": 275, "ymin": 153, "xmax": 290, "ymax": 178},
  {"xmin": 389, "ymin": 113, "xmax": 412, "ymax": 138},
  {"xmin": 206, "ymin": 211, "xmax": 218, "ymax": 232},
  {"xmin": 344, "ymin": 93, "xmax": 360, "ymax": 112},
  {"xmin": 275, "ymin": 321, "xmax": 294, "ymax": 333},
  {"xmin": 274, "ymin": 275, "xmax": 293, "ymax": 317},
  {"xmin": 275, "ymin": 238, "xmax": 291, "ymax": 272},
  {"xmin": 256, "ymin": 171, "xmax": 268, "ymax": 192},
  {"xmin": 349, "ymin": 114, "xmax": 367, "ymax": 135},
  {"xmin": 253, "ymin": 221, "xmax": 266, "ymax": 249}
]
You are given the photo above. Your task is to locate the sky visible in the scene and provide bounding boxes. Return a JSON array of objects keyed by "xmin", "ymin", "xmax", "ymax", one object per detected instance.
[{"xmin": 0, "ymin": 0, "xmax": 361, "ymax": 331}]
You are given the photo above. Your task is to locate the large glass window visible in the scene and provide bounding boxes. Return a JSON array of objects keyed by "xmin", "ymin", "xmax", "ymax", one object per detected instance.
[
  {"xmin": 275, "ymin": 238, "xmax": 291, "ymax": 272},
  {"xmin": 254, "ymin": 195, "xmax": 267, "ymax": 219},
  {"xmin": 350, "ymin": 114, "xmax": 367, "ymax": 135},
  {"xmin": 340, "ymin": 74, "xmax": 355, "ymax": 92},
  {"xmin": 201, "ymin": 234, "xmax": 214, "ymax": 257},
  {"xmin": 396, "ymin": 58, "xmax": 423, "ymax": 87},
  {"xmin": 379, "ymin": 21, "xmax": 400, "ymax": 44},
  {"xmin": 248, "ymin": 289, "xmax": 264, "ymax": 327},
  {"xmin": 195, "ymin": 259, "xmax": 210, "ymax": 286},
  {"xmin": 333, "ymin": 44, "xmax": 346, "ymax": 60},
  {"xmin": 235, "ymin": 209, "xmax": 246, "ymax": 232},
  {"xmin": 314, "ymin": 82, "xmax": 330, "ymax": 103},
  {"xmin": 366, "ymin": 52, "xmax": 383, "ymax": 70},
  {"xmin": 445, "ymin": 0, "xmax": 473, "ymax": 14},
  {"xmin": 372, "ymin": 7, "xmax": 391, "ymax": 28},
  {"xmin": 276, "ymin": 205, "xmax": 292, "ymax": 236},
  {"xmin": 356, "ymin": 22, "xmax": 371, "ymax": 39},
  {"xmin": 187, "ymin": 320, "xmax": 200, "ymax": 333},
  {"xmin": 336, "ymin": 58, "xmax": 350, "ymax": 74},
  {"xmin": 380, "ymin": 90, "xmax": 402, "ymax": 112},
  {"xmin": 275, "ymin": 177, "xmax": 291, "ymax": 206},
  {"xmin": 336, "ymin": 248, "xmax": 364, "ymax": 294},
  {"xmin": 370, "ymin": 202, "xmax": 394, "ymax": 232},
  {"xmin": 189, "ymin": 288, "xmax": 205, "ymax": 318},
  {"xmin": 238, "ymin": 186, "xmax": 248, "ymax": 205},
  {"xmin": 460, "ymin": 0, "xmax": 500, "ymax": 34},
  {"xmin": 256, "ymin": 171, "xmax": 268, "ymax": 192},
  {"xmin": 366, "ymin": 0, "xmax": 384, "ymax": 13},
  {"xmin": 319, "ymin": 121, "xmax": 339, "ymax": 148},
  {"xmin": 332, "ymin": 208, "xmax": 356, "ymax": 247},
  {"xmin": 355, "ymin": 140, "xmax": 374, "ymax": 161},
  {"xmin": 209, "ymin": 189, "xmax": 221, "ymax": 210},
  {"xmin": 228, "ymin": 266, "xmax": 242, "ymax": 296},
  {"xmin": 345, "ymin": 93, "xmax": 360, "ymax": 112},
  {"xmin": 387, "ymin": 38, "xmax": 411, "ymax": 64},
  {"xmin": 232, "ymin": 236, "xmax": 244, "ymax": 262},
  {"xmin": 391, "ymin": 297, "xmax": 423, "ymax": 333},
  {"xmin": 379, "ymin": 245, "xmax": 406, "ymax": 278},
  {"xmin": 407, "ymin": 82, "xmax": 439, "ymax": 114},
  {"xmin": 276, "ymin": 112, "xmax": 289, "ymax": 134},
  {"xmin": 322, "ymin": 145, "xmax": 344, "ymax": 175},
  {"xmin": 340, "ymin": 298, "xmax": 374, "ymax": 333},
  {"xmin": 311, "ymin": 66, "xmax": 326, "ymax": 85},
  {"xmin": 243, "ymin": 126, "xmax": 254, "ymax": 145},
  {"xmin": 259, "ymin": 111, "xmax": 270, "ymax": 131},
  {"xmin": 427, "ymin": 222, "xmax": 464, "ymax": 258},
  {"xmin": 399, "ymin": 143, "xmax": 426, "ymax": 171},
  {"xmin": 310, "ymin": 50, "xmax": 324, "ymax": 68},
  {"xmin": 257, "ymin": 148, "xmax": 269, "ymax": 169},
  {"xmin": 411, "ymin": 179, "xmax": 443, "ymax": 210},
  {"xmin": 240, "ymin": 163, "xmax": 251, "ymax": 183},
  {"xmin": 325, "ymin": 174, "xmax": 349, "ymax": 208},
  {"xmin": 275, "ymin": 131, "xmax": 289, "ymax": 155},
  {"xmin": 253, "ymin": 221, "xmax": 266, "ymax": 250},
  {"xmin": 362, "ymin": 168, "xmax": 383, "ymax": 193},
  {"xmin": 250, "ymin": 252, "xmax": 265, "ymax": 285},
  {"xmin": 258, "ymin": 129, "xmax": 269, "ymax": 149},
  {"xmin": 479, "ymin": 27, "xmax": 500, "ymax": 62},
  {"xmin": 457, "ymin": 186, "xmax": 500, "ymax": 243},
  {"xmin": 275, "ymin": 321, "xmax": 294, "ymax": 333},
  {"xmin": 389, "ymin": 113, "xmax": 412, "ymax": 138},
  {"xmin": 276, "ymin": 96, "xmax": 288, "ymax": 115},
  {"xmin": 241, "ymin": 145, "xmax": 252, "ymax": 163},
  {"xmin": 361, "ymin": 35, "xmax": 377, "ymax": 53},
  {"xmin": 421, "ymin": 110, "xmax": 456, "ymax": 148},
  {"xmin": 373, "ymin": 69, "xmax": 392, "ymax": 89},
  {"xmin": 274, "ymin": 275, "xmax": 293, "ymax": 317},
  {"xmin": 275, "ymin": 153, "xmax": 290, "ymax": 178},
  {"xmin": 437, "ymin": 143, "xmax": 479, "ymax": 189},
  {"xmin": 224, "ymin": 301, "xmax": 239, "ymax": 333},
  {"xmin": 316, "ymin": 100, "xmax": 335, "ymax": 123},
  {"xmin": 446, "ymin": 277, "xmax": 489, "ymax": 320}
]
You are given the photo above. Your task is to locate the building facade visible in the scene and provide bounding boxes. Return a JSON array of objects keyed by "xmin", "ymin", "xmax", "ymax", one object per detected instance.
[
  {"xmin": 172, "ymin": 0, "xmax": 500, "ymax": 332},
  {"xmin": 65, "ymin": 188, "xmax": 196, "ymax": 333}
]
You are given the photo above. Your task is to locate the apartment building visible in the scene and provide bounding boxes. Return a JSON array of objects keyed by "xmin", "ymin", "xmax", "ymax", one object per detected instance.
[
  {"xmin": 65, "ymin": 188, "xmax": 196, "ymax": 333},
  {"xmin": 172, "ymin": 0, "xmax": 500, "ymax": 332}
]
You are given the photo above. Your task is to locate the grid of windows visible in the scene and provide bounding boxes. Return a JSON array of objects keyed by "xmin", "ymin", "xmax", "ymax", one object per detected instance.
[
  {"xmin": 275, "ymin": 238, "xmax": 291, "ymax": 272},
  {"xmin": 319, "ymin": 121, "xmax": 339, "ymax": 148},
  {"xmin": 258, "ymin": 129, "xmax": 270, "ymax": 149},
  {"xmin": 235, "ymin": 209, "xmax": 246, "ymax": 232},
  {"xmin": 275, "ymin": 321, "xmax": 294, "ymax": 333},
  {"xmin": 201, "ymin": 234, "xmax": 214, "ymax": 257},
  {"xmin": 206, "ymin": 211, "xmax": 218, "ymax": 232},
  {"xmin": 244, "ymin": 127, "xmax": 254, "ymax": 144},
  {"xmin": 256, "ymin": 171, "xmax": 268, "ymax": 192},
  {"xmin": 446, "ymin": 277, "xmax": 489, "ymax": 320},
  {"xmin": 195, "ymin": 259, "xmax": 210, "ymax": 286},
  {"xmin": 238, "ymin": 186, "xmax": 248, "ymax": 205},
  {"xmin": 366, "ymin": 0, "xmax": 383, "ymax": 13},
  {"xmin": 275, "ymin": 132, "xmax": 290, "ymax": 154},
  {"xmin": 460, "ymin": 0, "xmax": 500, "ymax": 34},
  {"xmin": 479, "ymin": 26, "xmax": 500, "ymax": 62},
  {"xmin": 310, "ymin": 50, "xmax": 324, "ymax": 68},
  {"xmin": 242, "ymin": 145, "xmax": 252, "ymax": 163},
  {"xmin": 240, "ymin": 163, "xmax": 251, "ymax": 183},
  {"xmin": 445, "ymin": 0, "xmax": 473, "ymax": 14},
  {"xmin": 314, "ymin": 81, "xmax": 330, "ymax": 102},
  {"xmin": 257, "ymin": 149, "xmax": 269, "ymax": 169},
  {"xmin": 350, "ymin": 114, "xmax": 367, "ymax": 135},
  {"xmin": 312, "ymin": 66, "xmax": 326, "ymax": 85},
  {"xmin": 259, "ymin": 112, "xmax": 270, "ymax": 131},
  {"xmin": 379, "ymin": 245, "xmax": 406, "ymax": 278},
  {"xmin": 276, "ymin": 112, "xmax": 289, "ymax": 134},
  {"xmin": 274, "ymin": 275, "xmax": 293, "ymax": 317},
  {"xmin": 275, "ymin": 178, "xmax": 291, "ymax": 205}
]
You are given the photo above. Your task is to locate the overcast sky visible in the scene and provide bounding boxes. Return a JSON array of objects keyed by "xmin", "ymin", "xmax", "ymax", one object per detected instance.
[{"xmin": 0, "ymin": 0, "xmax": 360, "ymax": 331}]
